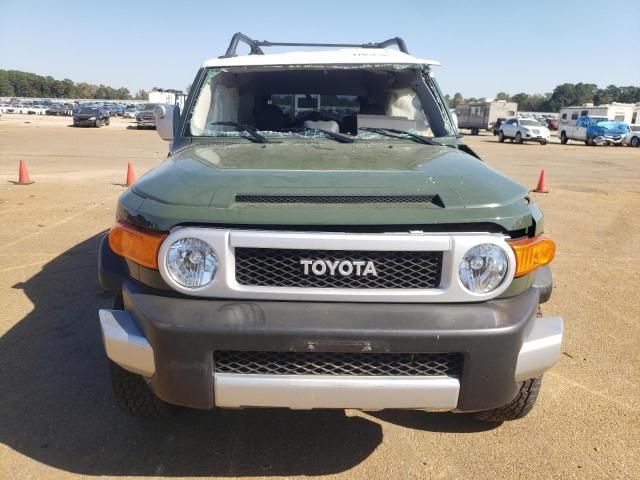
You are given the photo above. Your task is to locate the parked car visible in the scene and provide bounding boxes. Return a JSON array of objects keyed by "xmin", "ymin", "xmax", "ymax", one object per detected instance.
[
  {"xmin": 499, "ymin": 117, "xmax": 550, "ymax": 144},
  {"xmin": 559, "ymin": 115, "xmax": 608, "ymax": 144},
  {"xmin": 5, "ymin": 104, "xmax": 29, "ymax": 114},
  {"xmin": 136, "ymin": 103, "xmax": 159, "ymax": 129},
  {"xmin": 98, "ymin": 32, "xmax": 562, "ymax": 423},
  {"xmin": 46, "ymin": 104, "xmax": 67, "ymax": 116},
  {"xmin": 27, "ymin": 105, "xmax": 47, "ymax": 115},
  {"xmin": 584, "ymin": 120, "xmax": 629, "ymax": 146},
  {"xmin": 491, "ymin": 117, "xmax": 506, "ymax": 136},
  {"xmin": 624, "ymin": 125, "xmax": 640, "ymax": 147},
  {"xmin": 123, "ymin": 105, "xmax": 139, "ymax": 119},
  {"xmin": 73, "ymin": 106, "xmax": 110, "ymax": 127},
  {"xmin": 108, "ymin": 104, "xmax": 125, "ymax": 116}
]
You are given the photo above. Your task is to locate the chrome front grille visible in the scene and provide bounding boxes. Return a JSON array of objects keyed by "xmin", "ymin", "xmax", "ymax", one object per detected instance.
[
  {"xmin": 156, "ymin": 227, "xmax": 516, "ymax": 302},
  {"xmin": 234, "ymin": 248, "xmax": 443, "ymax": 289},
  {"xmin": 215, "ymin": 351, "xmax": 462, "ymax": 377}
]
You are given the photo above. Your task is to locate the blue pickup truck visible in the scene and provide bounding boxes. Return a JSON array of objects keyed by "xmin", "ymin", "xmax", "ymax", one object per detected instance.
[{"xmin": 560, "ymin": 115, "xmax": 630, "ymax": 146}]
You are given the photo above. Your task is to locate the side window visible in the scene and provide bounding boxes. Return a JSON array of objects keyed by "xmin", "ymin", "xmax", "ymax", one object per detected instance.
[
  {"xmin": 614, "ymin": 115, "xmax": 625, "ymax": 122},
  {"xmin": 632, "ymin": 112, "xmax": 638, "ymax": 124},
  {"xmin": 561, "ymin": 113, "xmax": 567, "ymax": 120},
  {"xmin": 581, "ymin": 110, "xmax": 588, "ymax": 117},
  {"xmin": 571, "ymin": 113, "xmax": 579, "ymax": 120}
]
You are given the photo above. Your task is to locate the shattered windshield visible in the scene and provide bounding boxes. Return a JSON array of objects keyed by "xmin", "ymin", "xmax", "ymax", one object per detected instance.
[
  {"xmin": 590, "ymin": 117, "xmax": 609, "ymax": 125},
  {"xmin": 187, "ymin": 65, "xmax": 455, "ymax": 141}
]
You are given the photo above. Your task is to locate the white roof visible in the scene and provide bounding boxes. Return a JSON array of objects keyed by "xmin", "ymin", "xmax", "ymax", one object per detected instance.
[{"xmin": 202, "ymin": 48, "xmax": 440, "ymax": 68}]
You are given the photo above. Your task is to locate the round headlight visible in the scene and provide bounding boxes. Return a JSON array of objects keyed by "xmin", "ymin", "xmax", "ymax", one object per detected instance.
[
  {"xmin": 459, "ymin": 244, "xmax": 508, "ymax": 293},
  {"xmin": 166, "ymin": 237, "xmax": 218, "ymax": 288}
]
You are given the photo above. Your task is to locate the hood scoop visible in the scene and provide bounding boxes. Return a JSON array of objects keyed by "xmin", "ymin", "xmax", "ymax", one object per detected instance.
[{"xmin": 235, "ymin": 194, "xmax": 444, "ymax": 207}]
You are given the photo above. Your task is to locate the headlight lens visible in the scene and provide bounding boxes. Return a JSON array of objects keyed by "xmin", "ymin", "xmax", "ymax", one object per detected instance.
[
  {"xmin": 459, "ymin": 244, "xmax": 508, "ymax": 293},
  {"xmin": 166, "ymin": 237, "xmax": 218, "ymax": 288}
]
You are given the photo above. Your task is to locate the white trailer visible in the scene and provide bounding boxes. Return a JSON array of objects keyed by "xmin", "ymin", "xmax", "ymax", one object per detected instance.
[
  {"xmin": 455, "ymin": 100, "xmax": 518, "ymax": 135},
  {"xmin": 559, "ymin": 103, "xmax": 638, "ymax": 128},
  {"xmin": 148, "ymin": 90, "xmax": 186, "ymax": 110}
]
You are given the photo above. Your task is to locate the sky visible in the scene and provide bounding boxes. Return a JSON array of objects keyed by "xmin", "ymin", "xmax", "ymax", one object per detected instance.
[{"xmin": 1, "ymin": 0, "xmax": 639, "ymax": 98}]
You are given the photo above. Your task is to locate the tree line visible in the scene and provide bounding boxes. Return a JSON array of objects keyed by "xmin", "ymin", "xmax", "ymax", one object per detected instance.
[
  {"xmin": 2, "ymin": 69, "xmax": 639, "ymax": 112},
  {"xmin": 446, "ymin": 83, "xmax": 640, "ymax": 112},
  {"xmin": 0, "ymin": 70, "xmax": 148, "ymax": 100}
]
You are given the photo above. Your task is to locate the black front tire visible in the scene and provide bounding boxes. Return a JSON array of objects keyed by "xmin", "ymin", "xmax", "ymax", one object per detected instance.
[
  {"xmin": 631, "ymin": 136, "xmax": 640, "ymax": 147},
  {"xmin": 560, "ymin": 131, "xmax": 568, "ymax": 144},
  {"xmin": 109, "ymin": 361, "xmax": 173, "ymax": 418},
  {"xmin": 498, "ymin": 131, "xmax": 505, "ymax": 143},
  {"xmin": 108, "ymin": 294, "xmax": 172, "ymax": 417},
  {"xmin": 474, "ymin": 376, "xmax": 543, "ymax": 422},
  {"xmin": 515, "ymin": 132, "xmax": 523, "ymax": 144}
]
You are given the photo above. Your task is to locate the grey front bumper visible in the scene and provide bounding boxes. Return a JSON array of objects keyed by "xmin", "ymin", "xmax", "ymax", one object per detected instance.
[{"xmin": 99, "ymin": 294, "xmax": 563, "ymax": 411}]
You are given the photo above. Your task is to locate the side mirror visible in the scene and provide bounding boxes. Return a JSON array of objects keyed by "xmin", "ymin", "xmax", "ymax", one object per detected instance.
[{"xmin": 154, "ymin": 104, "xmax": 180, "ymax": 141}]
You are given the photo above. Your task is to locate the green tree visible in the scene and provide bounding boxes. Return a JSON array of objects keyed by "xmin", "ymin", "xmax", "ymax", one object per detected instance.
[
  {"xmin": 0, "ymin": 69, "xmax": 133, "ymax": 99},
  {"xmin": 0, "ymin": 71, "xmax": 15, "ymax": 96},
  {"xmin": 134, "ymin": 89, "xmax": 148, "ymax": 100},
  {"xmin": 451, "ymin": 92, "xmax": 464, "ymax": 107}
]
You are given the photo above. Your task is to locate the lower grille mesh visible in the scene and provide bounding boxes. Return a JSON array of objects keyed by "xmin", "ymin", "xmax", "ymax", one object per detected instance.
[{"xmin": 215, "ymin": 351, "xmax": 462, "ymax": 377}]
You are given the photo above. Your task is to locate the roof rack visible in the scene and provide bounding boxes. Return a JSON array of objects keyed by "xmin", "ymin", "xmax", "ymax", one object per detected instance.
[{"xmin": 221, "ymin": 32, "xmax": 409, "ymax": 58}]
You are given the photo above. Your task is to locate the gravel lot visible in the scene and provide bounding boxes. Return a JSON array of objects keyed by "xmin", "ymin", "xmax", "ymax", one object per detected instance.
[{"xmin": 0, "ymin": 114, "xmax": 639, "ymax": 479}]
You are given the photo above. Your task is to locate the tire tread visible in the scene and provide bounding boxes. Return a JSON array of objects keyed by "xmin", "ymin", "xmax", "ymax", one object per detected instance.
[
  {"xmin": 109, "ymin": 361, "xmax": 172, "ymax": 418},
  {"xmin": 473, "ymin": 377, "xmax": 542, "ymax": 422}
]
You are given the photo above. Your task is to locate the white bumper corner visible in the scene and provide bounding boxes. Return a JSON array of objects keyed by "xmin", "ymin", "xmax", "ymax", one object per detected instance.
[{"xmin": 515, "ymin": 316, "xmax": 563, "ymax": 382}]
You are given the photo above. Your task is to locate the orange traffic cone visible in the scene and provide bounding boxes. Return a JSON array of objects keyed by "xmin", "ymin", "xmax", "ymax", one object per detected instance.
[
  {"xmin": 125, "ymin": 163, "xmax": 136, "ymax": 187},
  {"xmin": 534, "ymin": 169, "xmax": 548, "ymax": 193},
  {"xmin": 16, "ymin": 160, "xmax": 34, "ymax": 185}
]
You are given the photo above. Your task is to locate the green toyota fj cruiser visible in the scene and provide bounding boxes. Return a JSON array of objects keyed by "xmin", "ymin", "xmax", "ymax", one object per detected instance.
[{"xmin": 99, "ymin": 33, "xmax": 562, "ymax": 421}]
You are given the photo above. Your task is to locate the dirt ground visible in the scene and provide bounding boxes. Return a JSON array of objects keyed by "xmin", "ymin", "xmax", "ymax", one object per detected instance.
[{"xmin": 0, "ymin": 114, "xmax": 639, "ymax": 479}]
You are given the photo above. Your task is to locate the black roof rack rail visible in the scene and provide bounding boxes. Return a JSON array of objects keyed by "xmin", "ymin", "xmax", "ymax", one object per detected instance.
[{"xmin": 221, "ymin": 32, "xmax": 409, "ymax": 58}]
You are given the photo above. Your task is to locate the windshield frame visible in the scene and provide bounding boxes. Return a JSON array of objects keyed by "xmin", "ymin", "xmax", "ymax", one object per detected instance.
[{"xmin": 178, "ymin": 64, "xmax": 458, "ymax": 145}]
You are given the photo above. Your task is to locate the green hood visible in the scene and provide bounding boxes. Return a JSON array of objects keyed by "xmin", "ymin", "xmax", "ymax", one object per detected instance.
[{"xmin": 120, "ymin": 142, "xmax": 537, "ymax": 232}]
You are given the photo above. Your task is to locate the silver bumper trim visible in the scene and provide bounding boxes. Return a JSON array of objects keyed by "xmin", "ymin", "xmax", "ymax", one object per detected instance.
[
  {"xmin": 98, "ymin": 309, "xmax": 155, "ymax": 377},
  {"xmin": 213, "ymin": 373, "xmax": 460, "ymax": 411},
  {"xmin": 515, "ymin": 316, "xmax": 563, "ymax": 382}
]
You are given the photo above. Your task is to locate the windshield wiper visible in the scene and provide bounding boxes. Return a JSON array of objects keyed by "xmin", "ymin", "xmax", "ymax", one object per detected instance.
[
  {"xmin": 359, "ymin": 127, "xmax": 448, "ymax": 147},
  {"xmin": 299, "ymin": 127, "xmax": 354, "ymax": 144},
  {"xmin": 210, "ymin": 121, "xmax": 270, "ymax": 143}
]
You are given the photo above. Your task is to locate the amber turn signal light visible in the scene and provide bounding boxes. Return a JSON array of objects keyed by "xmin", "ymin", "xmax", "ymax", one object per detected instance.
[
  {"xmin": 108, "ymin": 222, "xmax": 167, "ymax": 270},
  {"xmin": 508, "ymin": 234, "xmax": 556, "ymax": 278}
]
